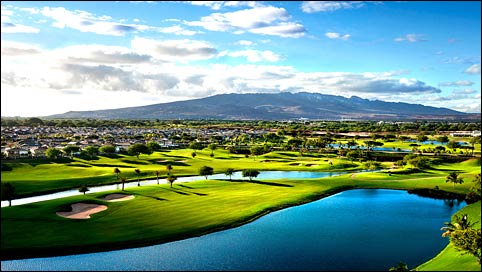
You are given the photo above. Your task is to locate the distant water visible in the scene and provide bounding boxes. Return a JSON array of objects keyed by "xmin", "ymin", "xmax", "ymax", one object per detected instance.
[
  {"xmin": 1, "ymin": 189, "xmax": 464, "ymax": 271},
  {"xmin": 1, "ymin": 171, "xmax": 351, "ymax": 207}
]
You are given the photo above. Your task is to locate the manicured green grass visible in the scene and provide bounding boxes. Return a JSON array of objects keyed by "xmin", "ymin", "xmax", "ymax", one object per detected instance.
[
  {"xmin": 1, "ymin": 149, "xmax": 361, "ymax": 197},
  {"xmin": 2, "ymin": 158, "xmax": 480, "ymax": 267}
]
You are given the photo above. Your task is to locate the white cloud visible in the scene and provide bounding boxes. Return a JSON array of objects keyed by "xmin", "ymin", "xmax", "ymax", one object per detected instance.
[
  {"xmin": 40, "ymin": 6, "xmax": 143, "ymax": 36},
  {"xmin": 452, "ymin": 88, "xmax": 477, "ymax": 94},
  {"xmin": 220, "ymin": 49, "xmax": 281, "ymax": 62},
  {"xmin": 57, "ymin": 44, "xmax": 152, "ymax": 64},
  {"xmin": 237, "ymin": 40, "xmax": 255, "ymax": 46},
  {"xmin": 325, "ymin": 32, "xmax": 350, "ymax": 40},
  {"xmin": 157, "ymin": 25, "xmax": 199, "ymax": 36},
  {"xmin": 2, "ymin": 39, "xmax": 456, "ymax": 116},
  {"xmin": 185, "ymin": 5, "xmax": 306, "ymax": 38},
  {"xmin": 301, "ymin": 1, "xmax": 365, "ymax": 13},
  {"xmin": 187, "ymin": 1, "xmax": 262, "ymax": 10},
  {"xmin": 38, "ymin": 6, "xmax": 199, "ymax": 37},
  {"xmin": 19, "ymin": 7, "xmax": 39, "ymax": 14},
  {"xmin": 394, "ymin": 34, "xmax": 426, "ymax": 43},
  {"xmin": 1, "ymin": 22, "xmax": 40, "ymax": 33},
  {"xmin": 438, "ymin": 80, "xmax": 474, "ymax": 87},
  {"xmin": 188, "ymin": 1, "xmax": 224, "ymax": 10},
  {"xmin": 131, "ymin": 37, "xmax": 218, "ymax": 62},
  {"xmin": 464, "ymin": 64, "xmax": 481, "ymax": 75},
  {"xmin": 1, "ymin": 40, "xmax": 42, "ymax": 55}
]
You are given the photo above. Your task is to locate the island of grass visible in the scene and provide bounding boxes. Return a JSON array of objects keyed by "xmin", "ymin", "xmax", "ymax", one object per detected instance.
[{"xmin": 1, "ymin": 151, "xmax": 480, "ymax": 270}]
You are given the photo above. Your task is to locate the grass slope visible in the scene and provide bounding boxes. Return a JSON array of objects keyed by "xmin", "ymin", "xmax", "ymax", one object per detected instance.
[
  {"xmin": 1, "ymin": 158, "xmax": 480, "ymax": 267},
  {"xmin": 416, "ymin": 201, "xmax": 481, "ymax": 271}
]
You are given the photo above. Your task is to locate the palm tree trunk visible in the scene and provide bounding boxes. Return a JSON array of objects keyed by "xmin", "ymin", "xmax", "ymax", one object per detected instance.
[{"xmin": 122, "ymin": 182, "xmax": 125, "ymax": 191}]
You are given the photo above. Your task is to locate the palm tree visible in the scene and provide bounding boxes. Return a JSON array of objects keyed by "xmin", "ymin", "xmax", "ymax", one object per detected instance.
[
  {"xmin": 441, "ymin": 214, "xmax": 476, "ymax": 237},
  {"xmin": 120, "ymin": 177, "xmax": 126, "ymax": 191},
  {"xmin": 78, "ymin": 185, "xmax": 89, "ymax": 195},
  {"xmin": 167, "ymin": 174, "xmax": 177, "ymax": 188},
  {"xmin": 389, "ymin": 262, "xmax": 409, "ymax": 271},
  {"xmin": 446, "ymin": 171, "xmax": 464, "ymax": 189},
  {"xmin": 154, "ymin": 170, "xmax": 161, "ymax": 185},
  {"xmin": 114, "ymin": 168, "xmax": 121, "ymax": 180},
  {"xmin": 166, "ymin": 163, "xmax": 173, "ymax": 175},
  {"xmin": 225, "ymin": 168, "xmax": 235, "ymax": 180},
  {"xmin": 135, "ymin": 168, "xmax": 141, "ymax": 186}
]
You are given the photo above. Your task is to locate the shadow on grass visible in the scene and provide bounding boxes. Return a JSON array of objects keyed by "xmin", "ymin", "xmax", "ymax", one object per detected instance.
[
  {"xmin": 102, "ymin": 154, "xmax": 122, "ymax": 159},
  {"xmin": 228, "ymin": 179, "xmax": 293, "ymax": 187},
  {"xmin": 163, "ymin": 154, "xmax": 190, "ymax": 159},
  {"xmin": 66, "ymin": 163, "xmax": 92, "ymax": 168},
  {"xmin": 124, "ymin": 191, "xmax": 168, "ymax": 201},
  {"xmin": 392, "ymin": 168, "xmax": 430, "ymax": 174},
  {"xmin": 177, "ymin": 184, "xmax": 193, "ymax": 189},
  {"xmin": 88, "ymin": 163, "xmax": 136, "ymax": 168},
  {"xmin": 120, "ymin": 159, "xmax": 150, "ymax": 165},
  {"xmin": 174, "ymin": 184, "xmax": 208, "ymax": 196},
  {"xmin": 147, "ymin": 159, "xmax": 190, "ymax": 166}
]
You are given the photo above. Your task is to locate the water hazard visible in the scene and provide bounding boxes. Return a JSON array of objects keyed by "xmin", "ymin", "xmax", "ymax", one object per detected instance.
[{"xmin": 1, "ymin": 189, "xmax": 465, "ymax": 271}]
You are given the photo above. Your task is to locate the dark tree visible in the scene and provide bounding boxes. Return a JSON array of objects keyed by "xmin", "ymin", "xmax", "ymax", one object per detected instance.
[
  {"xmin": 189, "ymin": 141, "xmax": 204, "ymax": 150},
  {"xmin": 167, "ymin": 174, "xmax": 177, "ymax": 188},
  {"xmin": 114, "ymin": 168, "xmax": 121, "ymax": 180},
  {"xmin": 199, "ymin": 166, "xmax": 214, "ymax": 180},
  {"xmin": 128, "ymin": 143, "xmax": 151, "ymax": 159},
  {"xmin": 154, "ymin": 170, "xmax": 161, "ymax": 185},
  {"xmin": 63, "ymin": 145, "xmax": 80, "ymax": 157},
  {"xmin": 84, "ymin": 146, "xmax": 99, "ymax": 158},
  {"xmin": 250, "ymin": 145, "xmax": 265, "ymax": 160},
  {"xmin": 135, "ymin": 168, "xmax": 141, "ymax": 186},
  {"xmin": 78, "ymin": 185, "xmax": 89, "ymax": 195},
  {"xmin": 1, "ymin": 182, "xmax": 16, "ymax": 207},
  {"xmin": 146, "ymin": 142, "xmax": 161, "ymax": 152},
  {"xmin": 225, "ymin": 168, "xmax": 235, "ymax": 180},
  {"xmin": 242, "ymin": 169, "xmax": 260, "ymax": 181},
  {"xmin": 99, "ymin": 145, "xmax": 116, "ymax": 154},
  {"xmin": 166, "ymin": 163, "xmax": 173, "ymax": 174},
  {"xmin": 446, "ymin": 171, "xmax": 464, "ymax": 189},
  {"xmin": 389, "ymin": 262, "xmax": 409, "ymax": 271},
  {"xmin": 120, "ymin": 177, "xmax": 127, "ymax": 191},
  {"xmin": 46, "ymin": 148, "xmax": 62, "ymax": 159}
]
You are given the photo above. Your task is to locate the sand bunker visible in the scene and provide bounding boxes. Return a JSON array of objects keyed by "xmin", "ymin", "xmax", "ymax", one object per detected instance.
[
  {"xmin": 100, "ymin": 194, "xmax": 135, "ymax": 202},
  {"xmin": 57, "ymin": 203, "xmax": 107, "ymax": 219}
]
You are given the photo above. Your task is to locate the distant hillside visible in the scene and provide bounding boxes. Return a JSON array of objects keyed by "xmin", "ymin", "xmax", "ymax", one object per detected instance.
[{"xmin": 46, "ymin": 92, "xmax": 479, "ymax": 120}]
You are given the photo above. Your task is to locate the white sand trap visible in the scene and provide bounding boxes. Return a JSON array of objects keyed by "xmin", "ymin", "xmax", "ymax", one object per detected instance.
[
  {"xmin": 57, "ymin": 203, "xmax": 107, "ymax": 219},
  {"xmin": 100, "ymin": 194, "xmax": 135, "ymax": 202}
]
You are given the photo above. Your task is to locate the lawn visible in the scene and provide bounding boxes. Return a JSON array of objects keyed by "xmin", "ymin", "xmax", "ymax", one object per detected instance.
[
  {"xmin": 1, "ymin": 157, "xmax": 480, "ymax": 270},
  {"xmin": 1, "ymin": 149, "xmax": 361, "ymax": 197}
]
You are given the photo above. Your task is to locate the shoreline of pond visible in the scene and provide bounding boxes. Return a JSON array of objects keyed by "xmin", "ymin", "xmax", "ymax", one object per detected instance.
[
  {"xmin": 2, "ymin": 169, "xmax": 371, "ymax": 207},
  {"xmin": 0, "ymin": 185, "xmax": 469, "ymax": 263}
]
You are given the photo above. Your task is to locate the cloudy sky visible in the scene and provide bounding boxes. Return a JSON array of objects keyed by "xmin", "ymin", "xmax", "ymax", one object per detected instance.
[{"xmin": 1, "ymin": 1, "xmax": 480, "ymax": 117}]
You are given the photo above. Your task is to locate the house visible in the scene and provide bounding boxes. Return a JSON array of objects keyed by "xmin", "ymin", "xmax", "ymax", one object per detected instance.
[
  {"xmin": 449, "ymin": 131, "xmax": 481, "ymax": 137},
  {"xmin": 4, "ymin": 146, "xmax": 30, "ymax": 159},
  {"xmin": 30, "ymin": 145, "xmax": 49, "ymax": 158}
]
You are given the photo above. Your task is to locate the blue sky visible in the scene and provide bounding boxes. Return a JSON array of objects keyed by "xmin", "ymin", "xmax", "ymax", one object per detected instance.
[{"xmin": 1, "ymin": 1, "xmax": 480, "ymax": 117}]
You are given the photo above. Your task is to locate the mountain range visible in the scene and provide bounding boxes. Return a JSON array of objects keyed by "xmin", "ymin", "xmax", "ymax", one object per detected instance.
[{"xmin": 46, "ymin": 92, "xmax": 480, "ymax": 121}]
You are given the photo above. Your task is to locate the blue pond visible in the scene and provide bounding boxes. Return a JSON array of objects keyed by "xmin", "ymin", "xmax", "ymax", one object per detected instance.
[{"xmin": 1, "ymin": 189, "xmax": 465, "ymax": 271}]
